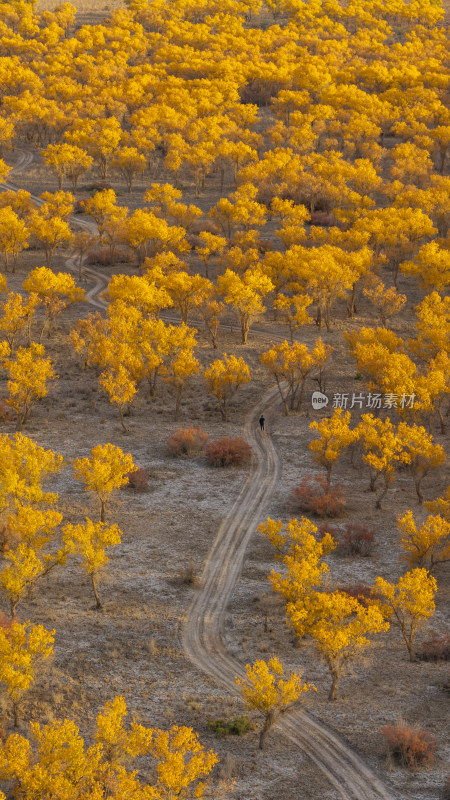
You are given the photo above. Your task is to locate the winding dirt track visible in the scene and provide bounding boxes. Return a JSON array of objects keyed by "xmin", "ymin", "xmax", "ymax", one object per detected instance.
[
  {"xmin": 2, "ymin": 150, "xmax": 400, "ymax": 800},
  {"xmin": 182, "ymin": 395, "xmax": 399, "ymax": 800}
]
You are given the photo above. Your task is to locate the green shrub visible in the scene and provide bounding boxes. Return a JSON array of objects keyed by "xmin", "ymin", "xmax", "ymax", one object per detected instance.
[{"xmin": 208, "ymin": 715, "xmax": 254, "ymax": 738}]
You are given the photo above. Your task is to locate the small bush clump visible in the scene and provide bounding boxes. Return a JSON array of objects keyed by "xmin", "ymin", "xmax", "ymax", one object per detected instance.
[
  {"xmin": 340, "ymin": 584, "xmax": 374, "ymax": 607},
  {"xmin": 337, "ymin": 523, "xmax": 375, "ymax": 556},
  {"xmin": 418, "ymin": 632, "xmax": 450, "ymax": 663},
  {"xmin": 294, "ymin": 476, "xmax": 346, "ymax": 517},
  {"xmin": 383, "ymin": 723, "xmax": 435, "ymax": 769},
  {"xmin": 0, "ymin": 399, "xmax": 13, "ymax": 421},
  {"xmin": 127, "ymin": 467, "xmax": 149, "ymax": 491},
  {"xmin": 175, "ymin": 563, "xmax": 198, "ymax": 588},
  {"xmin": 317, "ymin": 522, "xmax": 339, "ymax": 538},
  {"xmin": 86, "ymin": 248, "xmax": 117, "ymax": 266},
  {"xmin": 208, "ymin": 715, "xmax": 254, "ymax": 738},
  {"xmin": 167, "ymin": 426, "xmax": 209, "ymax": 457},
  {"xmin": 206, "ymin": 436, "xmax": 253, "ymax": 467}
]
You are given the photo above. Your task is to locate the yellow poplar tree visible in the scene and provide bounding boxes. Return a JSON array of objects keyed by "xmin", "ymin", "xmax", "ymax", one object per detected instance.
[
  {"xmin": 0, "ymin": 620, "xmax": 54, "ymax": 727},
  {"xmin": 397, "ymin": 511, "xmax": 450, "ymax": 570},
  {"xmin": 196, "ymin": 231, "xmax": 227, "ymax": 278},
  {"xmin": 236, "ymin": 657, "xmax": 315, "ymax": 749},
  {"xmin": 146, "ymin": 722, "xmax": 219, "ymax": 798},
  {"xmin": 309, "ymin": 409, "xmax": 357, "ymax": 487},
  {"xmin": 0, "ymin": 207, "xmax": 29, "ymax": 273},
  {"xmin": 63, "ymin": 518, "xmax": 122, "ymax": 610},
  {"xmin": 425, "ymin": 483, "xmax": 450, "ymax": 521},
  {"xmin": 1, "ymin": 505, "xmax": 66, "ymax": 616},
  {"xmin": 355, "ymin": 415, "xmax": 410, "ymax": 508},
  {"xmin": 258, "ymin": 517, "xmax": 336, "ymax": 633},
  {"xmin": 400, "ymin": 241, "xmax": 450, "ymax": 292},
  {"xmin": 159, "ymin": 323, "xmax": 201, "ymax": 418},
  {"xmin": 373, "ymin": 569, "xmax": 437, "ymax": 662},
  {"xmin": 163, "ymin": 271, "xmax": 213, "ymax": 325},
  {"xmin": 0, "ymin": 696, "xmax": 218, "ymax": 798},
  {"xmin": 301, "ymin": 591, "xmax": 388, "ymax": 701},
  {"xmin": 218, "ymin": 268, "xmax": 273, "ymax": 343},
  {"xmin": 204, "ymin": 353, "xmax": 250, "ymax": 420},
  {"xmin": 3, "ymin": 343, "xmax": 57, "ymax": 429},
  {"xmin": 260, "ymin": 340, "xmax": 315, "ymax": 414},
  {"xmin": 73, "ymin": 443, "xmax": 135, "ymax": 523},
  {"xmin": 28, "ymin": 213, "xmax": 73, "ymax": 267},
  {"xmin": 0, "ymin": 292, "xmax": 39, "ymax": 351},
  {"xmin": 273, "ymin": 293, "xmax": 313, "ymax": 343},
  {"xmin": 41, "ymin": 143, "xmax": 93, "ymax": 190},
  {"xmin": 0, "ymin": 433, "xmax": 63, "ymax": 518},
  {"xmin": 198, "ymin": 297, "xmax": 225, "ymax": 349},
  {"xmin": 397, "ymin": 422, "xmax": 445, "ymax": 504},
  {"xmin": 111, "ymin": 146, "xmax": 146, "ymax": 193},
  {"xmin": 99, "ymin": 364, "xmax": 139, "ymax": 433},
  {"xmin": 22, "ymin": 267, "xmax": 85, "ymax": 340},
  {"xmin": 363, "ymin": 281, "xmax": 407, "ymax": 327}
]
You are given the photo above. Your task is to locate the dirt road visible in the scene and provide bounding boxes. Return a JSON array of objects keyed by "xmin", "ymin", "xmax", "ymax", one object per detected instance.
[{"xmin": 181, "ymin": 395, "xmax": 399, "ymax": 800}]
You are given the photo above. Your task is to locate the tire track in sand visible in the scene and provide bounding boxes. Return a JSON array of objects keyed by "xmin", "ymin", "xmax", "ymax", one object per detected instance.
[{"xmin": 182, "ymin": 395, "xmax": 399, "ymax": 800}]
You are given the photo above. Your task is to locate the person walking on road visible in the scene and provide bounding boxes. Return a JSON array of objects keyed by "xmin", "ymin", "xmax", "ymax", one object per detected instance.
[{"xmin": 259, "ymin": 415, "xmax": 265, "ymax": 431}]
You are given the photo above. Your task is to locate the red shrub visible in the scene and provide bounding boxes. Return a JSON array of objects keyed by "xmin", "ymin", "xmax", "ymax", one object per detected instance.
[
  {"xmin": 317, "ymin": 522, "xmax": 339, "ymax": 540},
  {"xmin": 418, "ymin": 632, "xmax": 450, "ymax": 663},
  {"xmin": 206, "ymin": 436, "xmax": 253, "ymax": 467},
  {"xmin": 0, "ymin": 611, "xmax": 12, "ymax": 630},
  {"xmin": 167, "ymin": 427, "xmax": 209, "ymax": 457},
  {"xmin": 0, "ymin": 518, "xmax": 20, "ymax": 555},
  {"xmin": 0, "ymin": 398, "xmax": 13, "ymax": 422},
  {"xmin": 340, "ymin": 584, "xmax": 373, "ymax": 607},
  {"xmin": 294, "ymin": 476, "xmax": 346, "ymax": 518},
  {"xmin": 127, "ymin": 467, "xmax": 149, "ymax": 491},
  {"xmin": 308, "ymin": 211, "xmax": 334, "ymax": 226},
  {"xmin": 337, "ymin": 523, "xmax": 375, "ymax": 556},
  {"xmin": 383, "ymin": 724, "xmax": 435, "ymax": 768}
]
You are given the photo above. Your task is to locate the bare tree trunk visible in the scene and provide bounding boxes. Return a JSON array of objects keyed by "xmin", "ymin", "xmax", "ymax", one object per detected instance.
[
  {"xmin": 375, "ymin": 475, "xmax": 389, "ymax": 509},
  {"xmin": 414, "ymin": 472, "xmax": 424, "ymax": 505},
  {"xmin": 118, "ymin": 407, "xmax": 128, "ymax": 433},
  {"xmin": 328, "ymin": 672, "xmax": 339, "ymax": 701},
  {"xmin": 259, "ymin": 711, "xmax": 274, "ymax": 750},
  {"xmin": 91, "ymin": 572, "xmax": 102, "ymax": 610}
]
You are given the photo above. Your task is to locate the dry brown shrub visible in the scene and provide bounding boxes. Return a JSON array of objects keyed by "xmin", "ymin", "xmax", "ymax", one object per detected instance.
[
  {"xmin": 167, "ymin": 426, "xmax": 209, "ymax": 456},
  {"xmin": 294, "ymin": 475, "xmax": 346, "ymax": 517},
  {"xmin": 206, "ymin": 436, "xmax": 253, "ymax": 467},
  {"xmin": 383, "ymin": 723, "xmax": 435, "ymax": 769}
]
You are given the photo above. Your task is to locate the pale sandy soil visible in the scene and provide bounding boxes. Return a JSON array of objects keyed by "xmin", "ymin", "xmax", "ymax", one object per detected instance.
[
  {"xmin": 1, "ymin": 3, "xmax": 449, "ymax": 795},
  {"xmin": 1, "ymin": 243, "xmax": 448, "ymax": 799}
]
